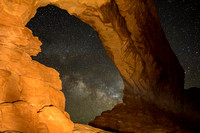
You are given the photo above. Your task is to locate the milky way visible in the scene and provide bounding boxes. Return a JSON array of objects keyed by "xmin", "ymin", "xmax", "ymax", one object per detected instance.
[
  {"xmin": 26, "ymin": 0, "xmax": 199, "ymax": 124},
  {"xmin": 26, "ymin": 5, "xmax": 123, "ymax": 124}
]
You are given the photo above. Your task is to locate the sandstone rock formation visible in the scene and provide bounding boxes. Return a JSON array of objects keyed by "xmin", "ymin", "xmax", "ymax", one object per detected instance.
[
  {"xmin": 0, "ymin": 0, "xmax": 186, "ymax": 132},
  {"xmin": 73, "ymin": 123, "xmax": 112, "ymax": 133}
]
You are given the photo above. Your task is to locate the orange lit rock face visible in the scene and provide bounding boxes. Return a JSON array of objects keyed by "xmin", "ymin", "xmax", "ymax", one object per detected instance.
[
  {"xmin": 0, "ymin": 0, "xmax": 184, "ymax": 133},
  {"xmin": 73, "ymin": 123, "xmax": 112, "ymax": 133}
]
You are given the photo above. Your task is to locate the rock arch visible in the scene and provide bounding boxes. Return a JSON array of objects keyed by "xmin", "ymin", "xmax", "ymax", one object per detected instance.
[{"xmin": 0, "ymin": 0, "xmax": 184, "ymax": 132}]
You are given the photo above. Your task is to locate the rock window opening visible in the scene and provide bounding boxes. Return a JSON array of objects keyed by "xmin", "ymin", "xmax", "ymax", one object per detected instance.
[{"xmin": 26, "ymin": 5, "xmax": 124, "ymax": 124}]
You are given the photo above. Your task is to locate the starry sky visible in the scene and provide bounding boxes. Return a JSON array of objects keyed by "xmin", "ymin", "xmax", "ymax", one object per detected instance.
[
  {"xmin": 26, "ymin": 0, "xmax": 199, "ymax": 124},
  {"xmin": 26, "ymin": 5, "xmax": 124, "ymax": 124},
  {"xmin": 155, "ymin": 0, "xmax": 200, "ymax": 89}
]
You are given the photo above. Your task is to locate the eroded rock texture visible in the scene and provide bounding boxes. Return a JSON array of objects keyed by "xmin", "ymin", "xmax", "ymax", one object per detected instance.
[
  {"xmin": 0, "ymin": 0, "xmax": 185, "ymax": 133},
  {"xmin": 73, "ymin": 123, "xmax": 112, "ymax": 133}
]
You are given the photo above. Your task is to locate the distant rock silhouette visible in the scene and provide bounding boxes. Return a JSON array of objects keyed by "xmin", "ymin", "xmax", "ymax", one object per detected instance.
[
  {"xmin": 181, "ymin": 87, "xmax": 200, "ymax": 132},
  {"xmin": 184, "ymin": 87, "xmax": 200, "ymax": 111},
  {"xmin": 183, "ymin": 87, "xmax": 200, "ymax": 119}
]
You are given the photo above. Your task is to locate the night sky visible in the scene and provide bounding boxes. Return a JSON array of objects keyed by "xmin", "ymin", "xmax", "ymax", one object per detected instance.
[
  {"xmin": 26, "ymin": 5, "xmax": 124, "ymax": 124},
  {"xmin": 26, "ymin": 0, "xmax": 200, "ymax": 124},
  {"xmin": 155, "ymin": 0, "xmax": 200, "ymax": 89}
]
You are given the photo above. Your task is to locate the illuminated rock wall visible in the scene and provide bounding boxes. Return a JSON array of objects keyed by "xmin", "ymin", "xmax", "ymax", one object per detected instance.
[{"xmin": 0, "ymin": 0, "xmax": 184, "ymax": 132}]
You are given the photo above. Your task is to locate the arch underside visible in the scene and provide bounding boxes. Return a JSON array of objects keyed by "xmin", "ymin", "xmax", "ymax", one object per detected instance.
[{"xmin": 0, "ymin": 0, "xmax": 184, "ymax": 132}]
